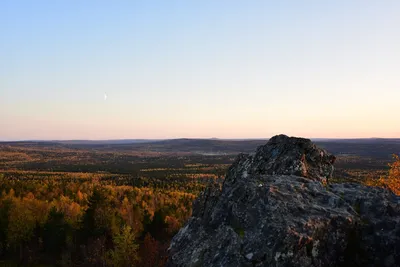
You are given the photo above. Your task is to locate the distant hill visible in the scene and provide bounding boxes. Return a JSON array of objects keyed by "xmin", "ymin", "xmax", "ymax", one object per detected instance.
[
  {"xmin": 53, "ymin": 139, "xmax": 269, "ymax": 154},
  {"xmin": 1, "ymin": 138, "xmax": 399, "ymax": 159},
  {"xmin": 50, "ymin": 139, "xmax": 162, "ymax": 145}
]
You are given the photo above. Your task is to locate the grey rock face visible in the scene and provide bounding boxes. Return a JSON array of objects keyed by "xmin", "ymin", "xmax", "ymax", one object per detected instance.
[
  {"xmin": 244, "ymin": 134, "xmax": 336, "ymax": 181},
  {"xmin": 167, "ymin": 135, "xmax": 400, "ymax": 267}
]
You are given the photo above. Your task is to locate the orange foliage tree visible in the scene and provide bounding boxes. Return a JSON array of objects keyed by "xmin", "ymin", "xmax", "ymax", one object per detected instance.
[
  {"xmin": 369, "ymin": 155, "xmax": 400, "ymax": 195},
  {"xmin": 384, "ymin": 154, "xmax": 400, "ymax": 195}
]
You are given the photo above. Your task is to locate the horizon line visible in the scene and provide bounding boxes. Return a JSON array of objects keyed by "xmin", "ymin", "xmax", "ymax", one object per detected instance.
[{"xmin": 1, "ymin": 136, "xmax": 400, "ymax": 142}]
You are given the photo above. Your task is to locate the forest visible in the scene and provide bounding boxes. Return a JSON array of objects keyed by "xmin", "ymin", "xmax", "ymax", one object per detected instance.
[{"xmin": 0, "ymin": 139, "xmax": 399, "ymax": 266}]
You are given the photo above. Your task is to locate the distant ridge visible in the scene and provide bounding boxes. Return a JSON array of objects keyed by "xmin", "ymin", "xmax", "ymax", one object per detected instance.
[
  {"xmin": 1, "ymin": 137, "xmax": 400, "ymax": 146},
  {"xmin": 1, "ymin": 137, "xmax": 399, "ymax": 159},
  {"xmin": 0, "ymin": 139, "xmax": 163, "ymax": 145},
  {"xmin": 1, "ymin": 137, "xmax": 400, "ymax": 144},
  {"xmin": 55, "ymin": 139, "xmax": 162, "ymax": 145}
]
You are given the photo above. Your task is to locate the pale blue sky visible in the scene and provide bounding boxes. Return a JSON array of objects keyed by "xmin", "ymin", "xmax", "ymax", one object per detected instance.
[{"xmin": 1, "ymin": 1, "xmax": 399, "ymax": 140}]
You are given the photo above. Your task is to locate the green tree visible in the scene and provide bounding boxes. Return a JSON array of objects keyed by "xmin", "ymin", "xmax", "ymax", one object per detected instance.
[
  {"xmin": 0, "ymin": 198, "xmax": 13, "ymax": 257},
  {"xmin": 108, "ymin": 225, "xmax": 139, "ymax": 267},
  {"xmin": 81, "ymin": 187, "xmax": 109, "ymax": 239},
  {"xmin": 43, "ymin": 207, "xmax": 69, "ymax": 257}
]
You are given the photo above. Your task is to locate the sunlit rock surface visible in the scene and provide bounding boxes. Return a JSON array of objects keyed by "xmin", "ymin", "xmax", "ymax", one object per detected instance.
[{"xmin": 167, "ymin": 135, "xmax": 400, "ymax": 267}]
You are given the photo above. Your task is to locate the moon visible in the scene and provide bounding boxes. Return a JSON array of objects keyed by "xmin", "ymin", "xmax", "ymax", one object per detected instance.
[{"xmin": 104, "ymin": 93, "xmax": 107, "ymax": 100}]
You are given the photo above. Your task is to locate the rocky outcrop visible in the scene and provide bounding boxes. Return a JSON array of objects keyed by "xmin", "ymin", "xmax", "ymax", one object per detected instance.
[
  {"xmin": 224, "ymin": 134, "xmax": 336, "ymax": 184},
  {"xmin": 167, "ymin": 135, "xmax": 400, "ymax": 267}
]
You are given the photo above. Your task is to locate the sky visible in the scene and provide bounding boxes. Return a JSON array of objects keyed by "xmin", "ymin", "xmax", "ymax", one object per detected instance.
[{"xmin": 1, "ymin": 1, "xmax": 399, "ymax": 140}]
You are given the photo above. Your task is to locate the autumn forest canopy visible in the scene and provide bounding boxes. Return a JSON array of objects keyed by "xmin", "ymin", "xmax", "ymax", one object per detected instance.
[{"xmin": 0, "ymin": 139, "xmax": 399, "ymax": 266}]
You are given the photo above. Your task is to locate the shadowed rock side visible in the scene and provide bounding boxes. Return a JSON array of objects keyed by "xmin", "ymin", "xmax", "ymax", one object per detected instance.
[{"xmin": 167, "ymin": 135, "xmax": 400, "ymax": 267}]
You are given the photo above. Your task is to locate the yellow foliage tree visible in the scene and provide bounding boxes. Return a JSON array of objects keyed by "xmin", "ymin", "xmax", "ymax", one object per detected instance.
[
  {"xmin": 384, "ymin": 154, "xmax": 400, "ymax": 195},
  {"xmin": 373, "ymin": 154, "xmax": 400, "ymax": 195}
]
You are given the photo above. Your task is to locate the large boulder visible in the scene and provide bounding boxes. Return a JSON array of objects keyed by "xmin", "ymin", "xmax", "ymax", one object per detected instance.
[
  {"xmin": 167, "ymin": 135, "xmax": 400, "ymax": 267},
  {"xmin": 229, "ymin": 134, "xmax": 336, "ymax": 182}
]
